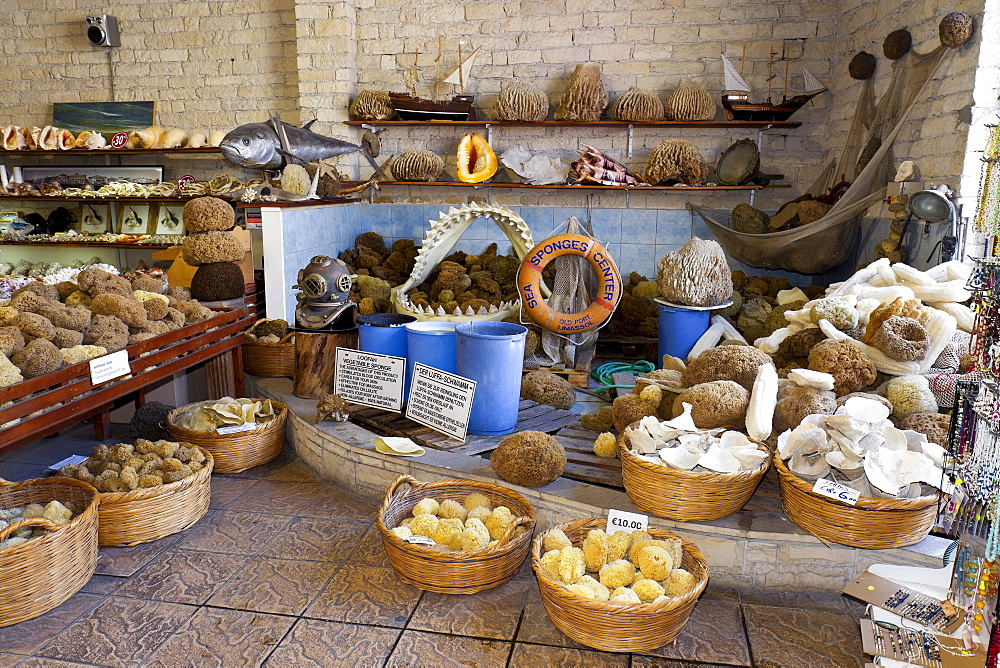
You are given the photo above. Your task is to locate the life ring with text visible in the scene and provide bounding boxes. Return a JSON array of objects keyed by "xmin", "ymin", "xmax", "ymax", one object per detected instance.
[{"xmin": 517, "ymin": 234, "xmax": 622, "ymax": 334}]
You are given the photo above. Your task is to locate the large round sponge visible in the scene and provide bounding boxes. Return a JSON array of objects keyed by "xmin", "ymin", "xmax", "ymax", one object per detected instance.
[
  {"xmin": 183, "ymin": 197, "xmax": 235, "ymax": 232},
  {"xmin": 190, "ymin": 263, "xmax": 245, "ymax": 301},
  {"xmin": 491, "ymin": 430, "xmax": 566, "ymax": 487},
  {"xmin": 181, "ymin": 231, "xmax": 244, "ymax": 266}
]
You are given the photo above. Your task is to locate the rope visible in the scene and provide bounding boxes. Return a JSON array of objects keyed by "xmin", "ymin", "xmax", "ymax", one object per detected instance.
[{"xmin": 590, "ymin": 360, "xmax": 655, "ymax": 393}]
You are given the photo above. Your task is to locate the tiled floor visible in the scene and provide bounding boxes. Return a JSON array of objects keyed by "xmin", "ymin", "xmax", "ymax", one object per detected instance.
[{"xmin": 1, "ymin": 431, "xmax": 868, "ymax": 667}]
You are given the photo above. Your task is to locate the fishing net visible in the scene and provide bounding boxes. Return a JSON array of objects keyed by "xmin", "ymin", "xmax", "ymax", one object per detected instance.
[{"xmin": 692, "ymin": 46, "xmax": 951, "ymax": 275}]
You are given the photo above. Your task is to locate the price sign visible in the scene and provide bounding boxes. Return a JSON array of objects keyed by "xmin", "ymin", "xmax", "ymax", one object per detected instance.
[
  {"xmin": 88, "ymin": 350, "xmax": 130, "ymax": 384},
  {"xmin": 812, "ymin": 478, "xmax": 860, "ymax": 506},
  {"xmin": 110, "ymin": 132, "xmax": 128, "ymax": 149},
  {"xmin": 216, "ymin": 423, "xmax": 257, "ymax": 435},
  {"xmin": 178, "ymin": 175, "xmax": 196, "ymax": 189},
  {"xmin": 607, "ymin": 508, "xmax": 648, "ymax": 534},
  {"xmin": 404, "ymin": 535, "xmax": 435, "ymax": 546}
]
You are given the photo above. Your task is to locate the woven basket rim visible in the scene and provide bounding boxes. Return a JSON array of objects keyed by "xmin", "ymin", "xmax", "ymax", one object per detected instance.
[
  {"xmin": 773, "ymin": 454, "xmax": 941, "ymax": 510},
  {"xmin": 619, "ymin": 428, "xmax": 769, "ymax": 482},
  {"xmin": 531, "ymin": 517, "xmax": 709, "ymax": 613},
  {"xmin": 0, "ymin": 477, "xmax": 100, "ymax": 552},
  {"xmin": 243, "ymin": 334, "xmax": 295, "ymax": 348},
  {"xmin": 165, "ymin": 399, "xmax": 287, "ymax": 437},
  {"xmin": 94, "ymin": 447, "xmax": 214, "ymax": 503}
]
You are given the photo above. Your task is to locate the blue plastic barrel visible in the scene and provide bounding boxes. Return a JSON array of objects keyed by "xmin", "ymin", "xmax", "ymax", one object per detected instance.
[
  {"xmin": 404, "ymin": 321, "xmax": 458, "ymax": 400},
  {"xmin": 657, "ymin": 304, "xmax": 710, "ymax": 364},
  {"xmin": 357, "ymin": 313, "xmax": 416, "ymax": 359},
  {"xmin": 455, "ymin": 321, "xmax": 527, "ymax": 436}
]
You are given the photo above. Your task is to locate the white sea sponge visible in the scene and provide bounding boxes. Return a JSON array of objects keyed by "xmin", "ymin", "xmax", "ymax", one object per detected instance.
[
  {"xmin": 412, "ymin": 498, "xmax": 440, "ymax": 517},
  {"xmin": 466, "ymin": 505, "xmax": 492, "ymax": 524},
  {"xmin": 543, "ymin": 528, "xmax": 573, "ymax": 552},
  {"xmin": 390, "ymin": 526, "xmax": 413, "ymax": 540}
]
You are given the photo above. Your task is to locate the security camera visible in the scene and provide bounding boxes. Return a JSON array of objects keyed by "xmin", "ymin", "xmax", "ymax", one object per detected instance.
[{"xmin": 86, "ymin": 15, "xmax": 119, "ymax": 47}]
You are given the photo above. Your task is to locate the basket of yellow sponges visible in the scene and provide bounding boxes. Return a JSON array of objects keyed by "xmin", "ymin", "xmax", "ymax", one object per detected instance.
[
  {"xmin": 532, "ymin": 518, "xmax": 708, "ymax": 653},
  {"xmin": 376, "ymin": 474, "xmax": 536, "ymax": 594},
  {"xmin": 54, "ymin": 439, "xmax": 214, "ymax": 547}
]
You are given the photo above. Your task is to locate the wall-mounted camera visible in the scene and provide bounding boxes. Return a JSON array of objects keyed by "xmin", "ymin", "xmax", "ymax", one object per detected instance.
[{"xmin": 86, "ymin": 15, "xmax": 120, "ymax": 47}]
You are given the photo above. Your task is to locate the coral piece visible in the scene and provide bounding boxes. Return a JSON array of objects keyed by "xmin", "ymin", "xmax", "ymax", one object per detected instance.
[
  {"xmin": 940, "ymin": 11, "xmax": 974, "ymax": 48},
  {"xmin": 732, "ymin": 204, "xmax": 770, "ymax": 234},
  {"xmin": 388, "ymin": 150, "xmax": 445, "ymax": 182},
  {"xmin": 181, "ymin": 231, "xmax": 244, "ymax": 266},
  {"xmin": 869, "ymin": 316, "xmax": 929, "ymax": 362},
  {"xmin": 315, "ymin": 393, "xmax": 350, "ymax": 423},
  {"xmin": 82, "ymin": 314, "xmax": 129, "ymax": 352},
  {"xmin": 644, "ymin": 139, "xmax": 709, "ymax": 185},
  {"xmin": 883, "ymin": 29, "xmax": 912, "ymax": 59},
  {"xmin": 611, "ymin": 87, "xmax": 664, "ymax": 122},
  {"xmin": 884, "ymin": 375, "xmax": 937, "ymax": 420},
  {"xmin": 656, "ymin": 238, "xmax": 732, "ymax": 307},
  {"xmin": 11, "ymin": 338, "xmax": 62, "ymax": 378},
  {"xmin": 491, "ymin": 81, "xmax": 549, "ymax": 122},
  {"xmin": 673, "ymin": 381, "xmax": 750, "ymax": 430},
  {"xmin": 14, "ymin": 312, "xmax": 56, "ymax": 340},
  {"xmin": 773, "ymin": 385, "xmax": 837, "ymax": 433},
  {"xmin": 490, "ymin": 430, "xmax": 566, "ymax": 487},
  {"xmin": 349, "ymin": 89, "xmax": 395, "ymax": 121},
  {"xmin": 900, "ymin": 412, "xmax": 951, "ymax": 448},
  {"xmin": 520, "ymin": 371, "xmax": 576, "ymax": 410},
  {"xmin": 191, "ymin": 262, "xmax": 245, "ymax": 301},
  {"xmin": 664, "ymin": 78, "xmax": 716, "ymax": 121},
  {"xmin": 90, "ymin": 294, "xmax": 149, "ymax": 329},
  {"xmin": 807, "ymin": 339, "xmax": 877, "ymax": 396},
  {"xmin": 183, "ymin": 197, "xmax": 235, "ymax": 232},
  {"xmin": 681, "ymin": 345, "xmax": 772, "ymax": 391},
  {"xmin": 612, "ymin": 394, "xmax": 657, "ymax": 433},
  {"xmin": 849, "ymin": 51, "xmax": 877, "ymax": 80},
  {"xmin": 554, "ymin": 64, "xmax": 609, "ymax": 122}
]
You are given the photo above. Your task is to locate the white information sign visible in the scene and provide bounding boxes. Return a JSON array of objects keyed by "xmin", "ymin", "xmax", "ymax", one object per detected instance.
[
  {"xmin": 88, "ymin": 350, "xmax": 130, "ymax": 385},
  {"xmin": 812, "ymin": 478, "xmax": 860, "ymax": 506},
  {"xmin": 405, "ymin": 363, "xmax": 476, "ymax": 442},
  {"xmin": 333, "ymin": 348, "xmax": 406, "ymax": 412},
  {"xmin": 607, "ymin": 508, "xmax": 649, "ymax": 534},
  {"xmin": 47, "ymin": 455, "xmax": 89, "ymax": 471}
]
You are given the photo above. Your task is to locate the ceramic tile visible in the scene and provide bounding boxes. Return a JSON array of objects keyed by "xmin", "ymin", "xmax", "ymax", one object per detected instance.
[
  {"xmin": 259, "ymin": 517, "xmax": 369, "ymax": 562},
  {"xmin": 387, "ymin": 630, "xmax": 511, "ymax": 668},
  {"xmin": 0, "ymin": 593, "xmax": 103, "ymax": 655},
  {"xmin": 208, "ymin": 476, "xmax": 256, "ymax": 509},
  {"xmin": 509, "ymin": 643, "xmax": 628, "ymax": 667},
  {"xmin": 143, "ymin": 607, "xmax": 294, "ymax": 668},
  {"xmin": 114, "ymin": 548, "xmax": 249, "ymax": 605},
  {"xmin": 739, "ymin": 589, "xmax": 851, "ymax": 613},
  {"xmin": 96, "ymin": 533, "xmax": 180, "ymax": 577},
  {"xmin": 79, "ymin": 574, "xmax": 126, "ymax": 596},
  {"xmin": 632, "ymin": 657, "xmax": 733, "ymax": 667},
  {"xmin": 515, "ymin": 586, "xmax": 590, "ymax": 650},
  {"xmin": 207, "ymin": 556, "xmax": 339, "ymax": 616},
  {"xmin": 263, "ymin": 618, "xmax": 400, "ymax": 667},
  {"xmin": 263, "ymin": 459, "xmax": 327, "ymax": 483},
  {"xmin": 16, "ymin": 658, "xmax": 96, "ymax": 667},
  {"xmin": 344, "ymin": 524, "xmax": 391, "ymax": 567},
  {"xmin": 657, "ymin": 209, "xmax": 693, "ymax": 245},
  {"xmin": 305, "ymin": 565, "xmax": 422, "ymax": 628},
  {"xmin": 643, "ymin": 599, "xmax": 751, "ymax": 666},
  {"xmin": 33, "ymin": 596, "xmax": 195, "ymax": 667},
  {"xmin": 622, "ymin": 211, "xmax": 656, "ymax": 245},
  {"xmin": 407, "ymin": 576, "xmax": 531, "ymax": 640},
  {"xmin": 743, "ymin": 605, "xmax": 865, "ymax": 668},
  {"xmin": 172, "ymin": 510, "xmax": 292, "ymax": 556},
  {"xmin": 619, "ymin": 243, "xmax": 657, "ymax": 278},
  {"xmin": 520, "ymin": 207, "xmax": 554, "ymax": 233},
  {"xmin": 297, "ymin": 483, "xmax": 379, "ymax": 522},
  {"xmin": 233, "ymin": 480, "xmax": 321, "ymax": 516}
]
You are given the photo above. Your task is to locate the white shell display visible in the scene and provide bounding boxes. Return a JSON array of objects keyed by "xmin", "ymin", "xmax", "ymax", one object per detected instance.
[
  {"xmin": 823, "ymin": 415, "xmax": 868, "ymax": 442},
  {"xmin": 840, "ymin": 396, "xmax": 891, "ymax": 423},
  {"xmin": 664, "ymin": 402, "xmax": 698, "ymax": 431},
  {"xmin": 627, "ymin": 413, "xmax": 765, "ymax": 474},
  {"xmin": 625, "ymin": 425, "xmax": 657, "ymax": 454},
  {"xmin": 730, "ymin": 446, "xmax": 769, "ymax": 470},
  {"xmin": 698, "ymin": 445, "xmax": 742, "ymax": 474},
  {"xmin": 659, "ymin": 446, "xmax": 702, "ymax": 471},
  {"xmin": 719, "ymin": 431, "xmax": 753, "ymax": 450},
  {"xmin": 789, "ymin": 452, "xmax": 830, "ymax": 480}
]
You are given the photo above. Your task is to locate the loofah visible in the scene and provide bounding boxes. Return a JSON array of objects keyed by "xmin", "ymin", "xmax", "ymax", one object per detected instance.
[
  {"xmin": 349, "ymin": 89, "xmax": 395, "ymax": 121},
  {"xmin": 940, "ymin": 11, "xmax": 974, "ymax": 48},
  {"xmin": 611, "ymin": 87, "xmax": 664, "ymax": 122},
  {"xmin": 520, "ymin": 371, "xmax": 576, "ymax": 410},
  {"xmin": 190, "ymin": 262, "xmax": 245, "ymax": 301},
  {"xmin": 181, "ymin": 231, "xmax": 244, "ymax": 266},
  {"xmin": 183, "ymin": 197, "xmax": 235, "ymax": 232},
  {"xmin": 664, "ymin": 78, "xmax": 715, "ymax": 121},
  {"xmin": 388, "ymin": 150, "xmax": 445, "ymax": 182},
  {"xmin": 849, "ymin": 51, "xmax": 877, "ymax": 80},
  {"xmin": 869, "ymin": 316, "xmax": 928, "ymax": 362},
  {"xmin": 656, "ymin": 237, "xmax": 733, "ymax": 307},
  {"xmin": 491, "ymin": 430, "xmax": 566, "ymax": 486},
  {"xmin": 673, "ymin": 380, "xmax": 750, "ymax": 430},
  {"xmin": 645, "ymin": 139, "xmax": 709, "ymax": 185},
  {"xmin": 491, "ymin": 81, "xmax": 549, "ymax": 122},
  {"xmin": 554, "ymin": 64, "xmax": 609, "ymax": 122}
]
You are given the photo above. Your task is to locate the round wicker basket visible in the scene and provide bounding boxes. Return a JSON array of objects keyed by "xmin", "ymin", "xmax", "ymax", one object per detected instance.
[
  {"xmin": 532, "ymin": 518, "xmax": 709, "ymax": 653},
  {"xmin": 0, "ymin": 476, "xmax": 100, "ymax": 628},
  {"xmin": 97, "ymin": 448, "xmax": 214, "ymax": 547},
  {"xmin": 618, "ymin": 427, "xmax": 769, "ymax": 521},
  {"xmin": 773, "ymin": 456, "xmax": 941, "ymax": 549},
  {"xmin": 166, "ymin": 400, "xmax": 287, "ymax": 474},
  {"xmin": 376, "ymin": 474, "xmax": 536, "ymax": 594},
  {"xmin": 243, "ymin": 331, "xmax": 295, "ymax": 378}
]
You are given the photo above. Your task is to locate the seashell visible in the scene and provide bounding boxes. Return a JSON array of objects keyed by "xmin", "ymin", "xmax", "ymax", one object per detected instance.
[
  {"xmin": 865, "ymin": 448, "xmax": 942, "ymax": 496},
  {"xmin": 57, "ymin": 128, "xmax": 75, "ymax": 150},
  {"xmin": 825, "ymin": 450, "xmax": 863, "ymax": 471},
  {"xmin": 626, "ymin": 424, "xmax": 657, "ymax": 454},
  {"xmin": 389, "ymin": 150, "xmax": 445, "ymax": 182},
  {"xmin": 939, "ymin": 11, "xmax": 974, "ymax": 49},
  {"xmin": 491, "ymin": 81, "xmax": 549, "ymax": 122},
  {"xmin": 611, "ymin": 87, "xmax": 664, "ymax": 123},
  {"xmin": 2, "ymin": 125, "xmax": 25, "ymax": 150},
  {"xmin": 39, "ymin": 125, "xmax": 60, "ymax": 150},
  {"xmin": 822, "ymin": 415, "xmax": 867, "ymax": 442},
  {"xmin": 729, "ymin": 446, "xmax": 768, "ymax": 471},
  {"xmin": 665, "ymin": 78, "xmax": 715, "ymax": 121},
  {"xmin": 920, "ymin": 440, "xmax": 946, "ymax": 468},
  {"xmin": 659, "ymin": 445, "xmax": 702, "ymax": 471},
  {"xmin": 698, "ymin": 444, "xmax": 742, "ymax": 474},
  {"xmin": 787, "ymin": 368, "xmax": 835, "ymax": 392},
  {"xmin": 554, "ymin": 64, "xmax": 609, "ymax": 122},
  {"xmin": 860, "ymin": 429, "xmax": 887, "ymax": 452},
  {"xmin": 74, "ymin": 131, "xmax": 107, "ymax": 150},
  {"xmin": 719, "ymin": 431, "xmax": 752, "ymax": 450},
  {"xmin": 901, "ymin": 429, "xmax": 927, "ymax": 452},
  {"xmin": 349, "ymin": 89, "xmax": 395, "ymax": 121},
  {"xmin": 778, "ymin": 423, "xmax": 828, "ymax": 459},
  {"xmin": 132, "ymin": 126, "xmax": 165, "ymax": 149},
  {"xmin": 158, "ymin": 128, "xmax": 188, "ymax": 149},
  {"xmin": 22, "ymin": 126, "xmax": 42, "ymax": 149},
  {"xmin": 827, "ymin": 430, "xmax": 863, "ymax": 460},
  {"xmin": 186, "ymin": 132, "xmax": 208, "ymax": 148},
  {"xmin": 208, "ymin": 130, "xmax": 227, "ymax": 147},
  {"xmin": 839, "ymin": 396, "xmax": 890, "ymax": 423},
  {"xmin": 663, "ymin": 402, "xmax": 698, "ymax": 432},
  {"xmin": 788, "ymin": 452, "xmax": 830, "ymax": 480},
  {"xmin": 644, "ymin": 139, "xmax": 709, "ymax": 185}
]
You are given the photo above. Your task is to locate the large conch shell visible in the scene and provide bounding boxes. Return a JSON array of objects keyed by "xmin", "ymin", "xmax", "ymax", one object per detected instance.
[
  {"xmin": 21, "ymin": 126, "xmax": 42, "ymax": 149},
  {"xmin": 74, "ymin": 131, "xmax": 107, "ymax": 150},
  {"xmin": 57, "ymin": 128, "xmax": 76, "ymax": 150},
  {"xmin": 185, "ymin": 132, "xmax": 208, "ymax": 148},
  {"xmin": 132, "ymin": 126, "xmax": 165, "ymax": 149},
  {"xmin": 208, "ymin": 130, "xmax": 227, "ymax": 147},
  {"xmin": 2, "ymin": 126, "xmax": 25, "ymax": 150},
  {"xmin": 158, "ymin": 128, "xmax": 188, "ymax": 149},
  {"xmin": 39, "ymin": 125, "xmax": 61, "ymax": 150},
  {"xmin": 456, "ymin": 133, "xmax": 497, "ymax": 183}
]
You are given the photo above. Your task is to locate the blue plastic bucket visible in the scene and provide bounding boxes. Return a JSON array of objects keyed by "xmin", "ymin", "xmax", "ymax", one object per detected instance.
[
  {"xmin": 357, "ymin": 313, "xmax": 416, "ymax": 359},
  {"xmin": 404, "ymin": 321, "xmax": 458, "ymax": 400},
  {"xmin": 657, "ymin": 304, "xmax": 710, "ymax": 364},
  {"xmin": 456, "ymin": 321, "xmax": 527, "ymax": 436}
]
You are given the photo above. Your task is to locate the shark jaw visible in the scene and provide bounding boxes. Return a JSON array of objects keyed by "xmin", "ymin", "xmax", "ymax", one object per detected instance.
[{"xmin": 394, "ymin": 291, "xmax": 517, "ymax": 322}]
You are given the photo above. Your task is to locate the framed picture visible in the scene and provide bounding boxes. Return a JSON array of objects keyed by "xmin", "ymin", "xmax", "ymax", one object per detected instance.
[
  {"xmin": 52, "ymin": 101, "xmax": 156, "ymax": 136},
  {"xmin": 154, "ymin": 204, "xmax": 184, "ymax": 235},
  {"xmin": 79, "ymin": 203, "xmax": 112, "ymax": 234},
  {"xmin": 118, "ymin": 203, "xmax": 153, "ymax": 234},
  {"xmin": 19, "ymin": 166, "xmax": 163, "ymax": 190}
]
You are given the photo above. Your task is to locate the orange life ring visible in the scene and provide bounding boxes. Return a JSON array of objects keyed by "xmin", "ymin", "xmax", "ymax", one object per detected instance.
[{"xmin": 517, "ymin": 234, "xmax": 622, "ymax": 334}]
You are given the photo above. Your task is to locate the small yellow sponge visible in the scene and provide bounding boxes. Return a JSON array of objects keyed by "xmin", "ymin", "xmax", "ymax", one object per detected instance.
[
  {"xmin": 632, "ymin": 578, "xmax": 665, "ymax": 602},
  {"xmin": 582, "ymin": 528, "xmax": 609, "ymax": 572},
  {"xmin": 559, "ymin": 546, "xmax": 586, "ymax": 584},
  {"xmin": 543, "ymin": 528, "xmax": 572, "ymax": 552},
  {"xmin": 607, "ymin": 530, "xmax": 631, "ymax": 562},
  {"xmin": 663, "ymin": 568, "xmax": 699, "ymax": 597},
  {"xmin": 540, "ymin": 549, "xmax": 562, "ymax": 581},
  {"xmin": 599, "ymin": 559, "xmax": 636, "ymax": 590},
  {"xmin": 637, "ymin": 545, "xmax": 673, "ymax": 581},
  {"xmin": 593, "ymin": 432, "xmax": 618, "ymax": 458},
  {"xmin": 412, "ymin": 497, "xmax": 440, "ymax": 517}
]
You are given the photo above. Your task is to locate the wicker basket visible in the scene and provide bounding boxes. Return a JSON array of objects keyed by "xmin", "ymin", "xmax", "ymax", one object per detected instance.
[
  {"xmin": 532, "ymin": 518, "xmax": 709, "ymax": 653},
  {"xmin": 97, "ymin": 448, "xmax": 214, "ymax": 547},
  {"xmin": 243, "ymin": 330, "xmax": 295, "ymax": 378},
  {"xmin": 166, "ymin": 400, "xmax": 287, "ymax": 474},
  {"xmin": 0, "ymin": 477, "xmax": 100, "ymax": 628},
  {"xmin": 619, "ymin": 427, "xmax": 769, "ymax": 521},
  {"xmin": 376, "ymin": 474, "xmax": 536, "ymax": 594},
  {"xmin": 774, "ymin": 456, "xmax": 941, "ymax": 549}
]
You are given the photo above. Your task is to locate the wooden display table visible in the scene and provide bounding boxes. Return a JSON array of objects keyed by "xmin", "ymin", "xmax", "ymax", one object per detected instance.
[{"xmin": 0, "ymin": 308, "xmax": 253, "ymax": 456}]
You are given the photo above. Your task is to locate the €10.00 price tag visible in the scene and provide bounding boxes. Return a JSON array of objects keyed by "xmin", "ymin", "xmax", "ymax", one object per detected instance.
[
  {"xmin": 812, "ymin": 478, "xmax": 860, "ymax": 506},
  {"xmin": 607, "ymin": 508, "xmax": 648, "ymax": 534}
]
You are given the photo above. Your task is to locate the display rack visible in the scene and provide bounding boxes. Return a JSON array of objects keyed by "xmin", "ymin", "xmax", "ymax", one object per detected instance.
[{"xmin": 1, "ymin": 147, "xmax": 221, "ymax": 156}]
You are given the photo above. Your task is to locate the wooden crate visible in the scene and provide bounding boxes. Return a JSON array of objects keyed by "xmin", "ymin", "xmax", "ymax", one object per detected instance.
[{"xmin": 522, "ymin": 364, "xmax": 590, "ymax": 388}]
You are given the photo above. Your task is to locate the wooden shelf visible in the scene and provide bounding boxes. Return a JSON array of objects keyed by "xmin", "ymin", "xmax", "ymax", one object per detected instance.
[
  {"xmin": 0, "ymin": 195, "xmax": 200, "ymax": 203},
  {"xmin": 345, "ymin": 180, "xmax": 791, "ymax": 191},
  {"xmin": 1, "ymin": 147, "xmax": 221, "ymax": 156},
  {"xmin": 0, "ymin": 239, "xmax": 177, "ymax": 249},
  {"xmin": 344, "ymin": 119, "xmax": 801, "ymax": 129}
]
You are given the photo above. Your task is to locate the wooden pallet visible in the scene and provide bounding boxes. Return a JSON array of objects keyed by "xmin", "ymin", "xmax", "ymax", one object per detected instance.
[
  {"xmin": 596, "ymin": 335, "xmax": 658, "ymax": 362},
  {"xmin": 522, "ymin": 364, "xmax": 590, "ymax": 388}
]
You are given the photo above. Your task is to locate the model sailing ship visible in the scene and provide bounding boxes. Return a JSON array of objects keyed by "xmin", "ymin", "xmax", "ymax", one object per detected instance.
[
  {"xmin": 720, "ymin": 51, "xmax": 826, "ymax": 122},
  {"xmin": 389, "ymin": 41, "xmax": 480, "ymax": 121}
]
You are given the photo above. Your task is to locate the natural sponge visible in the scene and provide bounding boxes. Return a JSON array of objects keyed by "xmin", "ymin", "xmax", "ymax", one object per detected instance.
[
  {"xmin": 869, "ymin": 316, "xmax": 928, "ymax": 362},
  {"xmin": 181, "ymin": 231, "xmax": 244, "ymax": 265},
  {"xmin": 900, "ymin": 412, "xmax": 951, "ymax": 448},
  {"xmin": 190, "ymin": 262, "xmax": 245, "ymax": 301},
  {"xmin": 520, "ymin": 371, "xmax": 576, "ymax": 410},
  {"xmin": 183, "ymin": 196, "xmax": 235, "ymax": 232},
  {"xmin": 656, "ymin": 238, "xmax": 733, "ymax": 307},
  {"xmin": 90, "ymin": 294, "xmax": 149, "ymax": 328},
  {"xmin": 807, "ymin": 339, "xmax": 876, "ymax": 396},
  {"xmin": 82, "ymin": 314, "xmax": 129, "ymax": 353},
  {"xmin": 11, "ymin": 338, "xmax": 62, "ymax": 378},
  {"xmin": 491, "ymin": 430, "xmax": 566, "ymax": 487},
  {"xmin": 673, "ymin": 381, "xmax": 750, "ymax": 430},
  {"xmin": 612, "ymin": 393, "xmax": 657, "ymax": 433},
  {"xmin": 14, "ymin": 312, "xmax": 55, "ymax": 340},
  {"xmin": 681, "ymin": 345, "xmax": 772, "ymax": 391},
  {"xmin": 773, "ymin": 385, "xmax": 837, "ymax": 433},
  {"xmin": 645, "ymin": 139, "xmax": 709, "ymax": 185}
]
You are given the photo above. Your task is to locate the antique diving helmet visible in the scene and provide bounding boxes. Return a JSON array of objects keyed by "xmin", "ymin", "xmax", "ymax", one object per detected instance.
[{"xmin": 294, "ymin": 255, "xmax": 357, "ymax": 330}]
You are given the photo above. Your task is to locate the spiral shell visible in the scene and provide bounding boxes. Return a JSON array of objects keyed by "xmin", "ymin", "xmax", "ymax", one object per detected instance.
[
  {"xmin": 491, "ymin": 81, "xmax": 549, "ymax": 122},
  {"xmin": 939, "ymin": 11, "xmax": 974, "ymax": 49},
  {"xmin": 611, "ymin": 87, "xmax": 664, "ymax": 122},
  {"xmin": 349, "ymin": 89, "xmax": 395, "ymax": 121},
  {"xmin": 554, "ymin": 64, "xmax": 609, "ymax": 122},
  {"xmin": 389, "ymin": 150, "xmax": 445, "ymax": 182},
  {"xmin": 74, "ymin": 131, "xmax": 108, "ymax": 150},
  {"xmin": 645, "ymin": 139, "xmax": 709, "ymax": 185},
  {"xmin": 665, "ymin": 79, "xmax": 715, "ymax": 122}
]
